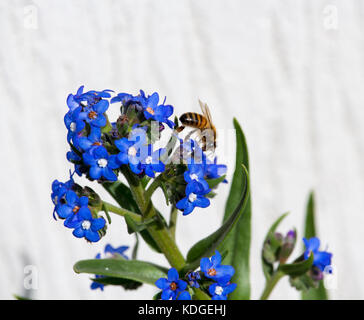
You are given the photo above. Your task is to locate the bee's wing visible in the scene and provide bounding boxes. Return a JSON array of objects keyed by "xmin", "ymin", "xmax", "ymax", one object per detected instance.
[{"xmin": 198, "ymin": 99, "xmax": 213, "ymax": 128}]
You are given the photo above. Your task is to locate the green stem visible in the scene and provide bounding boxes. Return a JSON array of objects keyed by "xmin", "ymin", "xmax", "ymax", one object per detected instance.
[
  {"xmin": 260, "ymin": 270, "xmax": 285, "ymax": 300},
  {"xmin": 102, "ymin": 201, "xmax": 142, "ymax": 222},
  {"xmin": 122, "ymin": 168, "xmax": 186, "ymax": 271},
  {"xmin": 169, "ymin": 206, "xmax": 178, "ymax": 240},
  {"xmin": 145, "ymin": 174, "xmax": 163, "ymax": 200}
]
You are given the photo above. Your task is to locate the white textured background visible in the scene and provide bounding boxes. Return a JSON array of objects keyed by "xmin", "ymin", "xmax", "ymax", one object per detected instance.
[{"xmin": 1, "ymin": 0, "xmax": 363, "ymax": 299}]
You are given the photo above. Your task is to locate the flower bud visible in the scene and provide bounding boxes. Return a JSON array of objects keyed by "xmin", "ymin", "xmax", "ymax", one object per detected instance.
[
  {"xmin": 279, "ymin": 229, "xmax": 297, "ymax": 264},
  {"xmin": 310, "ymin": 266, "xmax": 324, "ymax": 282},
  {"xmin": 263, "ymin": 232, "xmax": 283, "ymax": 264}
]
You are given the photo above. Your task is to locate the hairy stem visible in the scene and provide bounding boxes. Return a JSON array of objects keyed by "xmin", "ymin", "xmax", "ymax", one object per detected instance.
[
  {"xmin": 145, "ymin": 174, "xmax": 163, "ymax": 200},
  {"xmin": 122, "ymin": 168, "xmax": 186, "ymax": 271},
  {"xmin": 169, "ymin": 206, "xmax": 178, "ymax": 240},
  {"xmin": 102, "ymin": 201, "xmax": 142, "ymax": 222},
  {"xmin": 260, "ymin": 270, "xmax": 284, "ymax": 300}
]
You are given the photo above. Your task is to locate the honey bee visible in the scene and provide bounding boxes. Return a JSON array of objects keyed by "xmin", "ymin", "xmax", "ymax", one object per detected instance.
[{"xmin": 177, "ymin": 100, "xmax": 216, "ymax": 152}]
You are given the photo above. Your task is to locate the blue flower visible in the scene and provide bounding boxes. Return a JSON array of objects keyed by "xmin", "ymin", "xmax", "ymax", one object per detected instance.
[
  {"xmin": 141, "ymin": 92, "xmax": 174, "ymax": 128},
  {"xmin": 83, "ymin": 146, "xmax": 119, "ymax": 181},
  {"xmin": 104, "ymin": 244, "xmax": 129, "ymax": 259},
  {"xmin": 111, "ymin": 92, "xmax": 142, "ymax": 106},
  {"xmin": 64, "ymin": 107, "xmax": 85, "ymax": 143},
  {"xmin": 184, "ymin": 163, "xmax": 210, "ymax": 192},
  {"xmin": 155, "ymin": 268, "xmax": 188, "ymax": 300},
  {"xmin": 177, "ymin": 291, "xmax": 192, "ymax": 300},
  {"xmin": 303, "ymin": 237, "xmax": 332, "ymax": 272},
  {"xmin": 67, "ymin": 206, "xmax": 105, "ymax": 242},
  {"xmin": 142, "ymin": 146, "xmax": 166, "ymax": 178},
  {"xmin": 176, "ymin": 181, "xmax": 210, "ymax": 216},
  {"xmin": 51, "ymin": 175, "xmax": 75, "ymax": 219},
  {"xmin": 78, "ymin": 88, "xmax": 113, "ymax": 107},
  {"xmin": 200, "ymin": 250, "xmax": 234, "ymax": 283},
  {"xmin": 79, "ymin": 99, "xmax": 109, "ymax": 128},
  {"xmin": 114, "ymin": 129, "xmax": 148, "ymax": 175},
  {"xmin": 204, "ymin": 157, "xmax": 227, "ymax": 183},
  {"xmin": 57, "ymin": 190, "xmax": 89, "ymax": 221},
  {"xmin": 187, "ymin": 272, "xmax": 201, "ymax": 288},
  {"xmin": 67, "ymin": 86, "xmax": 85, "ymax": 111},
  {"xmin": 209, "ymin": 281, "xmax": 237, "ymax": 300},
  {"xmin": 76, "ymin": 127, "xmax": 103, "ymax": 152}
]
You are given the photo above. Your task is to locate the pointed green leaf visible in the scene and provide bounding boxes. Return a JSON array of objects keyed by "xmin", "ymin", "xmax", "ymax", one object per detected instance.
[
  {"xmin": 301, "ymin": 192, "xmax": 328, "ymax": 300},
  {"xmin": 279, "ymin": 252, "xmax": 314, "ymax": 277},
  {"xmin": 184, "ymin": 165, "xmax": 249, "ymax": 272},
  {"xmin": 206, "ymin": 175, "xmax": 226, "ymax": 189},
  {"xmin": 219, "ymin": 118, "xmax": 251, "ymax": 300},
  {"xmin": 261, "ymin": 212, "xmax": 289, "ymax": 280},
  {"xmin": 74, "ymin": 259, "xmax": 168, "ymax": 286}
]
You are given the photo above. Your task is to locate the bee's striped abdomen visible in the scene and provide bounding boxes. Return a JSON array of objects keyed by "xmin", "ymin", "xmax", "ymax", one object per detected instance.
[{"xmin": 179, "ymin": 113, "xmax": 208, "ymax": 129}]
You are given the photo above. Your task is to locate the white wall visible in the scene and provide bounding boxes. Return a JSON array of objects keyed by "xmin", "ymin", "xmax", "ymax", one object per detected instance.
[{"xmin": 1, "ymin": 0, "xmax": 363, "ymax": 299}]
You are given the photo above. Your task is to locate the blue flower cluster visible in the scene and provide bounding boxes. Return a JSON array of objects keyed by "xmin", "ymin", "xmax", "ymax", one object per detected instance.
[
  {"xmin": 303, "ymin": 237, "xmax": 332, "ymax": 275},
  {"xmin": 155, "ymin": 250, "xmax": 236, "ymax": 300},
  {"xmin": 65, "ymin": 87, "xmax": 172, "ymax": 181},
  {"xmin": 51, "ymin": 173, "xmax": 105, "ymax": 242},
  {"xmin": 91, "ymin": 244, "xmax": 129, "ymax": 291},
  {"xmin": 52, "ymin": 86, "xmax": 228, "ymax": 246}
]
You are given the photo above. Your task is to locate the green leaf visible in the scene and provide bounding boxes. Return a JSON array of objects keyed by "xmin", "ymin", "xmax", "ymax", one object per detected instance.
[
  {"xmin": 91, "ymin": 276, "xmax": 143, "ymax": 290},
  {"xmin": 279, "ymin": 252, "xmax": 314, "ymax": 277},
  {"xmin": 184, "ymin": 164, "xmax": 249, "ymax": 272},
  {"xmin": 206, "ymin": 175, "xmax": 226, "ymax": 189},
  {"xmin": 74, "ymin": 259, "xmax": 168, "ymax": 286},
  {"xmin": 261, "ymin": 212, "xmax": 289, "ymax": 281},
  {"xmin": 102, "ymin": 181, "xmax": 162, "ymax": 253},
  {"xmin": 301, "ymin": 192, "xmax": 328, "ymax": 300},
  {"xmin": 13, "ymin": 294, "xmax": 31, "ymax": 300},
  {"xmin": 219, "ymin": 118, "xmax": 251, "ymax": 300}
]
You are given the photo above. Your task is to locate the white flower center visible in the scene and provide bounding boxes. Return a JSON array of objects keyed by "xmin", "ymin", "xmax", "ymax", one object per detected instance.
[
  {"xmin": 97, "ymin": 158, "xmax": 108, "ymax": 168},
  {"xmin": 128, "ymin": 147, "xmax": 137, "ymax": 157},
  {"xmin": 190, "ymin": 173, "xmax": 199, "ymax": 181},
  {"xmin": 145, "ymin": 156, "xmax": 152, "ymax": 164},
  {"xmin": 215, "ymin": 286, "xmax": 223, "ymax": 295},
  {"xmin": 70, "ymin": 122, "xmax": 76, "ymax": 132},
  {"xmin": 188, "ymin": 193, "xmax": 197, "ymax": 202},
  {"xmin": 82, "ymin": 220, "xmax": 91, "ymax": 230}
]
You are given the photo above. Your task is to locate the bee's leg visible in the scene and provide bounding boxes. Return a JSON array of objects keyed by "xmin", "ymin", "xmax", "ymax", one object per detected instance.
[{"xmin": 176, "ymin": 125, "xmax": 185, "ymax": 133}]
